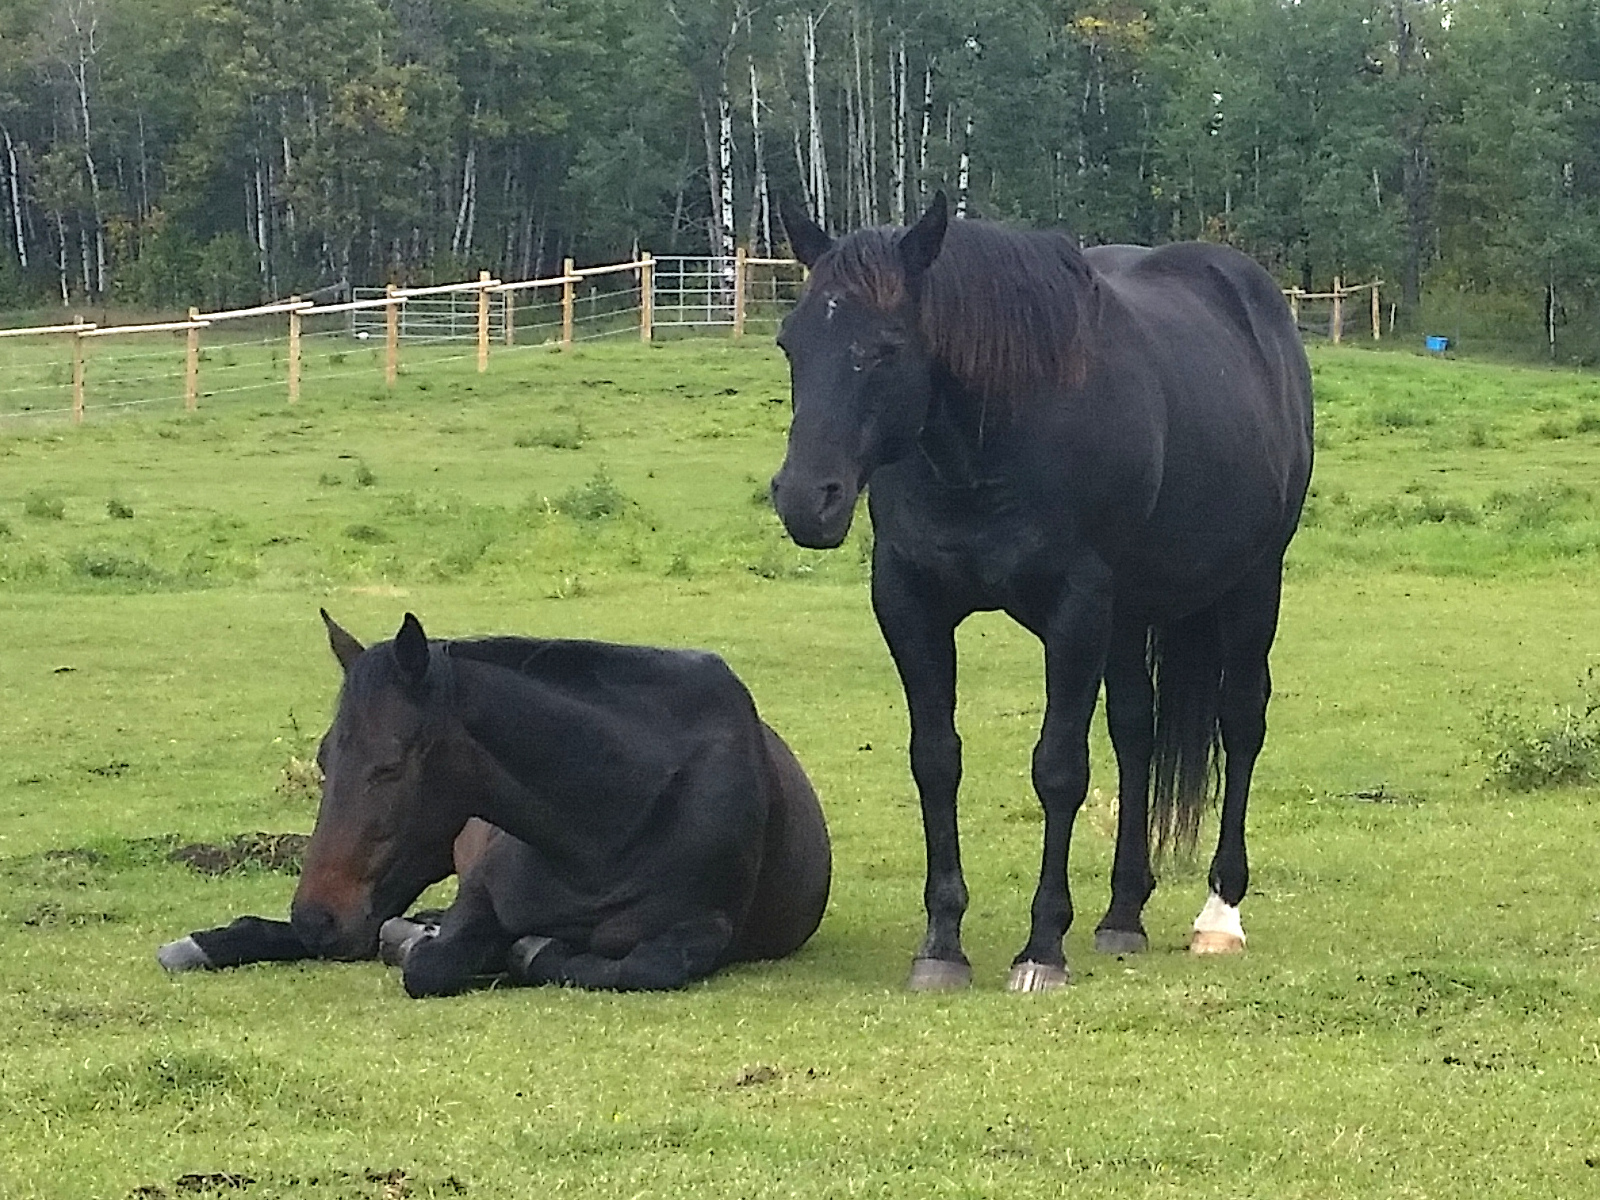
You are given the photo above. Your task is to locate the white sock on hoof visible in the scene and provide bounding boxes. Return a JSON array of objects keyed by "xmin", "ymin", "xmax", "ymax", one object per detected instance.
[{"xmin": 1192, "ymin": 893, "xmax": 1245, "ymax": 943}]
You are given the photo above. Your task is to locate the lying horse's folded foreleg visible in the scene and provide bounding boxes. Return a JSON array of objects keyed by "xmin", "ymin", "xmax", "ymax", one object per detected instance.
[
  {"xmin": 508, "ymin": 913, "xmax": 735, "ymax": 992},
  {"xmin": 399, "ymin": 886, "xmax": 515, "ymax": 999},
  {"xmin": 157, "ymin": 916, "xmax": 316, "ymax": 972}
]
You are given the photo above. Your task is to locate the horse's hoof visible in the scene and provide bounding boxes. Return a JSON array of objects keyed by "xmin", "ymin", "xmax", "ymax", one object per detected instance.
[
  {"xmin": 907, "ymin": 957, "xmax": 972, "ymax": 992},
  {"xmin": 1093, "ymin": 928, "xmax": 1148, "ymax": 956},
  {"xmin": 1006, "ymin": 961, "xmax": 1070, "ymax": 992},
  {"xmin": 157, "ymin": 936, "xmax": 213, "ymax": 973},
  {"xmin": 379, "ymin": 917, "xmax": 437, "ymax": 967},
  {"xmin": 507, "ymin": 935, "xmax": 564, "ymax": 984},
  {"xmin": 1189, "ymin": 930, "xmax": 1246, "ymax": 955}
]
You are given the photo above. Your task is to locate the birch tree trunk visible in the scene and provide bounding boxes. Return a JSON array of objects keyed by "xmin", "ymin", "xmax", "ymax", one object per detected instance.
[
  {"xmin": 699, "ymin": 94, "xmax": 726, "ymax": 259},
  {"xmin": 917, "ymin": 61, "xmax": 934, "ymax": 209},
  {"xmin": 452, "ymin": 105, "xmax": 480, "ymax": 259},
  {"xmin": 955, "ymin": 113, "xmax": 972, "ymax": 217},
  {"xmin": 718, "ymin": 75, "xmax": 736, "ymax": 261},
  {"xmin": 749, "ymin": 54, "xmax": 771, "ymax": 253},
  {"xmin": 896, "ymin": 33, "xmax": 908, "ymax": 224},
  {"xmin": 61, "ymin": 0, "xmax": 106, "ymax": 294},
  {"xmin": 3, "ymin": 127, "xmax": 26, "ymax": 269},
  {"xmin": 805, "ymin": 9, "xmax": 828, "ymax": 227}
]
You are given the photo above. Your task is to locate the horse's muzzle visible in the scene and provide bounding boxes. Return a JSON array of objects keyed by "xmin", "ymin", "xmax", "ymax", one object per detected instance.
[
  {"xmin": 770, "ymin": 472, "xmax": 857, "ymax": 550},
  {"xmin": 289, "ymin": 898, "xmax": 381, "ymax": 961}
]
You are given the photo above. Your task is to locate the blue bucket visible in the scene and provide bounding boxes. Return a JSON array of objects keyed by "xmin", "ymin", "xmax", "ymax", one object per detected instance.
[{"xmin": 1424, "ymin": 335, "xmax": 1450, "ymax": 353}]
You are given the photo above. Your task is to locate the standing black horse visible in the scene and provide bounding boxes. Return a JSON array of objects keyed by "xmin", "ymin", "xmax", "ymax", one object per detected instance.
[
  {"xmin": 771, "ymin": 192, "xmax": 1312, "ymax": 991},
  {"xmin": 159, "ymin": 611, "xmax": 831, "ymax": 995}
]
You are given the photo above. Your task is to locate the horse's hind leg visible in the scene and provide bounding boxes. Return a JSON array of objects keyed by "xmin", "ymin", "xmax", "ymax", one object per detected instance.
[
  {"xmin": 508, "ymin": 913, "xmax": 735, "ymax": 992},
  {"xmin": 1095, "ymin": 610, "xmax": 1157, "ymax": 955},
  {"xmin": 1192, "ymin": 567, "xmax": 1283, "ymax": 954}
]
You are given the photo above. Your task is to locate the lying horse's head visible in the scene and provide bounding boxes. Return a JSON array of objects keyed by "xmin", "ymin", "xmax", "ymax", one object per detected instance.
[{"xmin": 290, "ymin": 611, "xmax": 466, "ymax": 959}]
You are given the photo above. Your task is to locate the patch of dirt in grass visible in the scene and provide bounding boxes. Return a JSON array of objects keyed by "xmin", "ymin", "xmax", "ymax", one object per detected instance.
[
  {"xmin": 168, "ymin": 832, "xmax": 309, "ymax": 876},
  {"xmin": 128, "ymin": 1169, "xmax": 466, "ymax": 1198}
]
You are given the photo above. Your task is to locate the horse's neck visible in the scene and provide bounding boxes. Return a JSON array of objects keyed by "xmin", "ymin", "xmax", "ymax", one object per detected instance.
[
  {"xmin": 918, "ymin": 372, "xmax": 1000, "ymax": 489},
  {"xmin": 447, "ymin": 657, "xmax": 661, "ymax": 848}
]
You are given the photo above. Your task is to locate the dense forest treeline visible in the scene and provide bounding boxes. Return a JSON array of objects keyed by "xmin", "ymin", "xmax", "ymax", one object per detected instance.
[{"xmin": 0, "ymin": 0, "xmax": 1596, "ymax": 356}]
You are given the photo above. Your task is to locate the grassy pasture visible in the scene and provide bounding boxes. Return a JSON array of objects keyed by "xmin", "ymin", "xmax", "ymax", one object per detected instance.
[{"xmin": 0, "ymin": 340, "xmax": 1598, "ymax": 1199}]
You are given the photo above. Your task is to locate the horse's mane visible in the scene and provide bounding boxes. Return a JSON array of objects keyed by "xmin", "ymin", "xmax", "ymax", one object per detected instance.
[
  {"xmin": 808, "ymin": 219, "xmax": 1096, "ymax": 406},
  {"xmin": 444, "ymin": 637, "xmax": 547, "ymax": 674}
]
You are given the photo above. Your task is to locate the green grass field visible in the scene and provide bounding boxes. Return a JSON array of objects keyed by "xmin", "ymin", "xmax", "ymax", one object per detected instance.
[{"xmin": 1, "ymin": 340, "xmax": 1598, "ymax": 1199}]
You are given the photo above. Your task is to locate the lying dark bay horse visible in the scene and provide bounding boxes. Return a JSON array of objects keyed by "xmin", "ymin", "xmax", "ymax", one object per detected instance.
[
  {"xmin": 158, "ymin": 611, "xmax": 831, "ymax": 995},
  {"xmin": 771, "ymin": 192, "xmax": 1312, "ymax": 991}
]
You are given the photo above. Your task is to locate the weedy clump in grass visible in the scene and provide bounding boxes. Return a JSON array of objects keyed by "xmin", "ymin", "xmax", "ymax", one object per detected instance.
[
  {"xmin": 276, "ymin": 755, "xmax": 323, "ymax": 806},
  {"xmin": 1352, "ymin": 490, "xmax": 1479, "ymax": 528},
  {"xmin": 1575, "ymin": 412, "xmax": 1600, "ymax": 434},
  {"xmin": 317, "ymin": 471, "xmax": 341, "ymax": 487},
  {"xmin": 1535, "ymin": 417, "xmax": 1569, "ymax": 439},
  {"xmin": 69, "ymin": 550, "xmax": 168, "ymax": 586},
  {"xmin": 0, "ymin": 517, "xmax": 11, "ymax": 538},
  {"xmin": 514, "ymin": 421, "xmax": 589, "ymax": 450},
  {"xmin": 343, "ymin": 523, "xmax": 388, "ymax": 543},
  {"xmin": 1369, "ymin": 405, "xmax": 1432, "ymax": 430},
  {"xmin": 1485, "ymin": 483, "xmax": 1589, "ymax": 533},
  {"xmin": 352, "ymin": 460, "xmax": 376, "ymax": 487},
  {"xmin": 106, "ymin": 498, "xmax": 134, "ymax": 519},
  {"xmin": 1477, "ymin": 669, "xmax": 1600, "ymax": 791},
  {"xmin": 23, "ymin": 492, "xmax": 65, "ymax": 520},
  {"xmin": 554, "ymin": 466, "xmax": 632, "ymax": 521}
]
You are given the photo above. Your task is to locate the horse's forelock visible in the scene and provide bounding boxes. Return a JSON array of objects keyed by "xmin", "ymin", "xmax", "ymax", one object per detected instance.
[
  {"xmin": 807, "ymin": 228, "xmax": 907, "ymax": 311},
  {"xmin": 802, "ymin": 221, "xmax": 1094, "ymax": 413}
]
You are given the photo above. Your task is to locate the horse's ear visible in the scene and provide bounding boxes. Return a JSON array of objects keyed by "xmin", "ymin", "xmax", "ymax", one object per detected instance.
[
  {"xmin": 321, "ymin": 608, "xmax": 364, "ymax": 673},
  {"xmin": 780, "ymin": 194, "xmax": 834, "ymax": 268},
  {"xmin": 898, "ymin": 190, "xmax": 949, "ymax": 281},
  {"xmin": 394, "ymin": 612, "xmax": 430, "ymax": 686}
]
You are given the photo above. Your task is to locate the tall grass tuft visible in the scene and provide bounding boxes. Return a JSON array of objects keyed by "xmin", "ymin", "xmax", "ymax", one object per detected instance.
[
  {"xmin": 24, "ymin": 492, "xmax": 65, "ymax": 520},
  {"xmin": 1478, "ymin": 669, "xmax": 1600, "ymax": 790},
  {"xmin": 554, "ymin": 467, "xmax": 632, "ymax": 521}
]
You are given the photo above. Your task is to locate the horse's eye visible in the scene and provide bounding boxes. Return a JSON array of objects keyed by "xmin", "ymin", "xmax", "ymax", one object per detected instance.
[{"xmin": 367, "ymin": 762, "xmax": 405, "ymax": 785}]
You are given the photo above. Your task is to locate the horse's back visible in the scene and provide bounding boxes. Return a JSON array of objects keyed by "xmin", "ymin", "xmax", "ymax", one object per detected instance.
[{"xmin": 730, "ymin": 723, "xmax": 831, "ymax": 961}]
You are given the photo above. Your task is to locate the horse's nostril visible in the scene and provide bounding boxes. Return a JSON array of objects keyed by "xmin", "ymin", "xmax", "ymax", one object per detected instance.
[{"xmin": 291, "ymin": 902, "xmax": 337, "ymax": 949}]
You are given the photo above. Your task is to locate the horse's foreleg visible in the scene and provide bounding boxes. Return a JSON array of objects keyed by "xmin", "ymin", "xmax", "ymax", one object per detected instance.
[
  {"xmin": 507, "ymin": 914, "xmax": 735, "ymax": 992},
  {"xmin": 400, "ymin": 880, "xmax": 515, "ymax": 998},
  {"xmin": 1192, "ymin": 569, "xmax": 1283, "ymax": 955},
  {"xmin": 872, "ymin": 551, "xmax": 970, "ymax": 991},
  {"xmin": 1011, "ymin": 579, "xmax": 1112, "ymax": 991},
  {"xmin": 157, "ymin": 916, "xmax": 315, "ymax": 972},
  {"xmin": 1095, "ymin": 609, "xmax": 1157, "ymax": 954}
]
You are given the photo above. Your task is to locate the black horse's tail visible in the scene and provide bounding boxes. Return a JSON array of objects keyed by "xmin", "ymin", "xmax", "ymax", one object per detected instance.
[{"xmin": 1148, "ymin": 609, "xmax": 1223, "ymax": 862}]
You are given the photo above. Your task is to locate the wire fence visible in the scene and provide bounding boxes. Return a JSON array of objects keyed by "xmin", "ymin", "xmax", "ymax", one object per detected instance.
[{"xmin": 0, "ymin": 258, "xmax": 1365, "ymax": 426}]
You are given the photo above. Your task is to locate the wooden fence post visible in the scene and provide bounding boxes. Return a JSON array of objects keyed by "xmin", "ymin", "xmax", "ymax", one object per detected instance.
[
  {"xmin": 503, "ymin": 289, "xmax": 515, "ymax": 346},
  {"xmin": 1288, "ymin": 288, "xmax": 1301, "ymax": 326},
  {"xmin": 562, "ymin": 257, "xmax": 576, "ymax": 349},
  {"xmin": 1331, "ymin": 276, "xmax": 1343, "ymax": 345},
  {"xmin": 288, "ymin": 297, "xmax": 302, "ymax": 402},
  {"xmin": 640, "ymin": 252, "xmax": 654, "ymax": 343},
  {"xmin": 477, "ymin": 270, "xmax": 491, "ymax": 372},
  {"xmin": 1371, "ymin": 282, "xmax": 1381, "ymax": 342},
  {"xmin": 72, "ymin": 317, "xmax": 86, "ymax": 424},
  {"xmin": 185, "ymin": 307, "xmax": 201, "ymax": 411},
  {"xmin": 385, "ymin": 283, "xmax": 399, "ymax": 387},
  {"xmin": 732, "ymin": 246, "xmax": 747, "ymax": 339}
]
